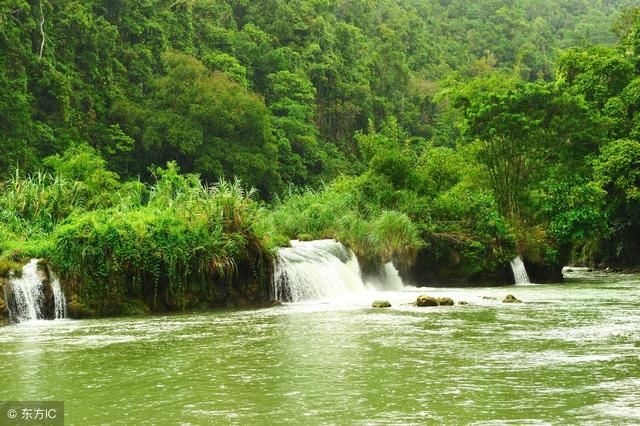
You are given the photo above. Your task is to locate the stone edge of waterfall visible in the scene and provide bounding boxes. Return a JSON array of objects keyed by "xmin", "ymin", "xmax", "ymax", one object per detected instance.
[{"xmin": 0, "ymin": 277, "xmax": 9, "ymax": 326}]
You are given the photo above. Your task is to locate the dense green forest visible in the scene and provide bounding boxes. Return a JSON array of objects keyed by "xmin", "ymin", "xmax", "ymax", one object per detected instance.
[{"xmin": 2, "ymin": 0, "xmax": 640, "ymax": 314}]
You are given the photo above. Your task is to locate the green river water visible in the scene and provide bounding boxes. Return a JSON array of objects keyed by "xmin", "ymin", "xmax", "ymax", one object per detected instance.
[{"xmin": 1, "ymin": 270, "xmax": 639, "ymax": 425}]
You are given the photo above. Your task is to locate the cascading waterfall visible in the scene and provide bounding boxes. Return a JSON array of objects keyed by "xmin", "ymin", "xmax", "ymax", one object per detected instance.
[
  {"xmin": 273, "ymin": 240, "xmax": 407, "ymax": 302},
  {"xmin": 510, "ymin": 256, "xmax": 531, "ymax": 285},
  {"xmin": 364, "ymin": 262, "xmax": 405, "ymax": 291},
  {"xmin": 274, "ymin": 240, "xmax": 367, "ymax": 302},
  {"xmin": 7, "ymin": 259, "xmax": 44, "ymax": 322},
  {"xmin": 48, "ymin": 266, "xmax": 67, "ymax": 320},
  {"xmin": 5, "ymin": 259, "xmax": 67, "ymax": 322}
]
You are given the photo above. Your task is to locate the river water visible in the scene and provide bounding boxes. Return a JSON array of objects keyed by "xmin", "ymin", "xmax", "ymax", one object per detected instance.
[{"xmin": 1, "ymin": 270, "xmax": 639, "ymax": 425}]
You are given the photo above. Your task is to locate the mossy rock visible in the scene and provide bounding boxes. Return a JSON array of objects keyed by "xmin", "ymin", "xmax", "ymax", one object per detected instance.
[
  {"xmin": 67, "ymin": 295, "xmax": 96, "ymax": 319},
  {"xmin": 0, "ymin": 285, "xmax": 7, "ymax": 325},
  {"xmin": 503, "ymin": 294, "xmax": 522, "ymax": 304},
  {"xmin": 417, "ymin": 295, "xmax": 455, "ymax": 307},
  {"xmin": 0, "ymin": 258, "xmax": 21, "ymax": 278},
  {"xmin": 416, "ymin": 295, "xmax": 438, "ymax": 307},
  {"xmin": 120, "ymin": 299, "xmax": 150, "ymax": 316},
  {"xmin": 436, "ymin": 297, "xmax": 454, "ymax": 306},
  {"xmin": 372, "ymin": 300, "xmax": 391, "ymax": 308}
]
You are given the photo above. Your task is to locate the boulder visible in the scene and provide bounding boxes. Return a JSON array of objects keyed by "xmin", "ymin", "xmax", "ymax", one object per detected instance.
[
  {"xmin": 416, "ymin": 295, "xmax": 454, "ymax": 307},
  {"xmin": 372, "ymin": 300, "xmax": 391, "ymax": 308},
  {"xmin": 503, "ymin": 294, "xmax": 522, "ymax": 304},
  {"xmin": 436, "ymin": 297, "xmax": 454, "ymax": 306},
  {"xmin": 416, "ymin": 295, "xmax": 438, "ymax": 307},
  {"xmin": 458, "ymin": 301, "xmax": 468, "ymax": 305}
]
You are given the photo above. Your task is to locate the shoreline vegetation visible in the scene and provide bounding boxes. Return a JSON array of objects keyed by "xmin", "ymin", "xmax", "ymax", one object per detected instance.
[{"xmin": 2, "ymin": 1, "xmax": 640, "ymax": 321}]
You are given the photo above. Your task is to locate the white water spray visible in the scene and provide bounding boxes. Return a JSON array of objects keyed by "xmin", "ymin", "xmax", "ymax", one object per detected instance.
[
  {"xmin": 365, "ymin": 262, "xmax": 405, "ymax": 291},
  {"xmin": 5, "ymin": 259, "xmax": 67, "ymax": 322},
  {"xmin": 510, "ymin": 256, "xmax": 531, "ymax": 285},
  {"xmin": 48, "ymin": 266, "xmax": 67, "ymax": 320},
  {"xmin": 274, "ymin": 240, "xmax": 367, "ymax": 302},
  {"xmin": 8, "ymin": 259, "xmax": 44, "ymax": 322}
]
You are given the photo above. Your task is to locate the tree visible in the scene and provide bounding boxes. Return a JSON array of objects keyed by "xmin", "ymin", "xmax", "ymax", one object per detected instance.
[
  {"xmin": 592, "ymin": 139, "xmax": 640, "ymax": 264},
  {"xmin": 557, "ymin": 46, "xmax": 634, "ymax": 108},
  {"xmin": 457, "ymin": 79, "xmax": 603, "ymax": 219},
  {"xmin": 266, "ymin": 70, "xmax": 326, "ymax": 185},
  {"xmin": 115, "ymin": 51, "xmax": 282, "ymax": 195}
]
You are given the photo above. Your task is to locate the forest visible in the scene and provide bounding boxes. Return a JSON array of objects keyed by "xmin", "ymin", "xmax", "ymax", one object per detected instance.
[{"xmin": 1, "ymin": 0, "xmax": 640, "ymax": 315}]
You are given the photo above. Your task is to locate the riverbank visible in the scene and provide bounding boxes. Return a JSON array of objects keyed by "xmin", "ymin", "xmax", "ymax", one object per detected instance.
[
  {"xmin": 5, "ymin": 246, "xmax": 628, "ymax": 324},
  {"xmin": 9, "ymin": 235, "xmax": 640, "ymax": 324}
]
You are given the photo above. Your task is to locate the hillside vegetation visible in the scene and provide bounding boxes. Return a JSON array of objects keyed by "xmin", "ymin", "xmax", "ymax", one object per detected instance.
[{"xmin": 1, "ymin": 0, "xmax": 640, "ymax": 313}]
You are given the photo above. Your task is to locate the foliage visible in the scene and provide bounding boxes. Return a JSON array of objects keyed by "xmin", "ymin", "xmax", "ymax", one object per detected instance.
[
  {"xmin": 0, "ymin": 0, "xmax": 632, "ymax": 188},
  {"xmin": 50, "ymin": 162, "xmax": 272, "ymax": 313},
  {"xmin": 2, "ymin": 0, "xmax": 640, "ymax": 300},
  {"xmin": 591, "ymin": 139, "xmax": 640, "ymax": 264}
]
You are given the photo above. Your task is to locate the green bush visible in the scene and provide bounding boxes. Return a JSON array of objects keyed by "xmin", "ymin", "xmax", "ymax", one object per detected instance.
[{"xmin": 47, "ymin": 163, "xmax": 271, "ymax": 313}]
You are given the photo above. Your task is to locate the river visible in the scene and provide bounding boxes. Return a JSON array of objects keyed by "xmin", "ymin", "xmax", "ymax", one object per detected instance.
[{"xmin": 1, "ymin": 269, "xmax": 639, "ymax": 424}]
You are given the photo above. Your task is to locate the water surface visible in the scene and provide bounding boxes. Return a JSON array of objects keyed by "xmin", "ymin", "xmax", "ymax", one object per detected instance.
[{"xmin": 1, "ymin": 271, "xmax": 639, "ymax": 424}]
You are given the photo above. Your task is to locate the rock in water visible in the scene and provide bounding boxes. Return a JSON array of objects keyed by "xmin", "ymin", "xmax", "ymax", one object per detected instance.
[
  {"xmin": 416, "ymin": 295, "xmax": 439, "ymax": 307},
  {"xmin": 503, "ymin": 294, "xmax": 522, "ymax": 303},
  {"xmin": 372, "ymin": 300, "xmax": 391, "ymax": 308},
  {"xmin": 458, "ymin": 301, "xmax": 468, "ymax": 305},
  {"xmin": 416, "ymin": 295, "xmax": 457, "ymax": 307}
]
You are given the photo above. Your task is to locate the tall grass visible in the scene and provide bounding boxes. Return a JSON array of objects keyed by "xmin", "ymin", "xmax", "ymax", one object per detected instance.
[
  {"xmin": 266, "ymin": 177, "xmax": 424, "ymax": 266},
  {"xmin": 47, "ymin": 162, "xmax": 272, "ymax": 313},
  {"xmin": 0, "ymin": 170, "xmax": 85, "ymax": 235}
]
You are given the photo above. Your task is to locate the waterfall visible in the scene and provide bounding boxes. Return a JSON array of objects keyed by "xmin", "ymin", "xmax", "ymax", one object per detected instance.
[
  {"xmin": 7, "ymin": 259, "xmax": 44, "ymax": 322},
  {"xmin": 274, "ymin": 240, "xmax": 409, "ymax": 302},
  {"xmin": 273, "ymin": 240, "xmax": 368, "ymax": 302},
  {"xmin": 364, "ymin": 262, "xmax": 405, "ymax": 291},
  {"xmin": 5, "ymin": 259, "xmax": 67, "ymax": 322},
  {"xmin": 48, "ymin": 266, "xmax": 67, "ymax": 320},
  {"xmin": 510, "ymin": 256, "xmax": 531, "ymax": 285}
]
